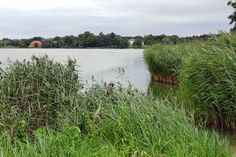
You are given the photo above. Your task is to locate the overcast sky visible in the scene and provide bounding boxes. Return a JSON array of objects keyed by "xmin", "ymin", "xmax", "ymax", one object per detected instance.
[{"xmin": 0, "ymin": 0, "xmax": 233, "ymax": 38}]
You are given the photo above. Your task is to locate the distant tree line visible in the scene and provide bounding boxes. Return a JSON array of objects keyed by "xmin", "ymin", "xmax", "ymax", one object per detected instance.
[
  {"xmin": 142, "ymin": 34, "xmax": 211, "ymax": 45},
  {"xmin": 130, "ymin": 34, "xmax": 212, "ymax": 47},
  {"xmin": 0, "ymin": 31, "xmax": 213, "ymax": 49},
  {"xmin": 0, "ymin": 32, "xmax": 129, "ymax": 48}
]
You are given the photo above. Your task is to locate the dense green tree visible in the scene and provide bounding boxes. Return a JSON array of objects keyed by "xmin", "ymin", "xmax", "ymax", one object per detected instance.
[
  {"xmin": 161, "ymin": 35, "xmax": 180, "ymax": 44},
  {"xmin": 155, "ymin": 34, "xmax": 166, "ymax": 43},
  {"xmin": 144, "ymin": 35, "xmax": 155, "ymax": 45},
  {"xmin": 42, "ymin": 38, "xmax": 53, "ymax": 48},
  {"xmin": 0, "ymin": 38, "xmax": 13, "ymax": 47},
  {"xmin": 106, "ymin": 32, "xmax": 117, "ymax": 47},
  {"xmin": 133, "ymin": 36, "xmax": 143, "ymax": 48},
  {"xmin": 228, "ymin": 1, "xmax": 236, "ymax": 31},
  {"xmin": 18, "ymin": 39, "xmax": 30, "ymax": 48},
  {"xmin": 11, "ymin": 39, "xmax": 20, "ymax": 47},
  {"xmin": 78, "ymin": 32, "xmax": 98, "ymax": 48},
  {"xmin": 63, "ymin": 35, "xmax": 78, "ymax": 48},
  {"xmin": 116, "ymin": 36, "xmax": 129, "ymax": 48},
  {"xmin": 97, "ymin": 32, "xmax": 107, "ymax": 47},
  {"xmin": 52, "ymin": 37, "xmax": 64, "ymax": 48},
  {"xmin": 32, "ymin": 37, "xmax": 43, "ymax": 41}
]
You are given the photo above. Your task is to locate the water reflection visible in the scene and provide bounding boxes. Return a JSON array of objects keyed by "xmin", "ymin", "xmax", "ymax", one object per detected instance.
[{"xmin": 148, "ymin": 81, "xmax": 178, "ymax": 99}]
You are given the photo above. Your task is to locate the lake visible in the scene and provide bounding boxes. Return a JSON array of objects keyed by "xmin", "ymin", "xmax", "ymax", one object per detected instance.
[{"xmin": 0, "ymin": 49, "xmax": 150, "ymax": 91}]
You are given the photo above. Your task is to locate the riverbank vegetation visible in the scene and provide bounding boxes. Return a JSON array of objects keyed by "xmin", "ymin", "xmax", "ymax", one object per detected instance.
[
  {"xmin": 0, "ymin": 56, "xmax": 230, "ymax": 156},
  {"xmin": 0, "ymin": 55, "xmax": 80, "ymax": 133},
  {"xmin": 143, "ymin": 41, "xmax": 206, "ymax": 84},
  {"xmin": 144, "ymin": 32, "xmax": 236, "ymax": 132},
  {"xmin": 179, "ymin": 33, "xmax": 236, "ymax": 131},
  {"xmin": 144, "ymin": 43, "xmax": 190, "ymax": 77}
]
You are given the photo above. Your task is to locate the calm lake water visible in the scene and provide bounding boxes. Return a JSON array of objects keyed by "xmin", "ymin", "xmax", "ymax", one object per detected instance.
[{"xmin": 0, "ymin": 49, "xmax": 150, "ymax": 91}]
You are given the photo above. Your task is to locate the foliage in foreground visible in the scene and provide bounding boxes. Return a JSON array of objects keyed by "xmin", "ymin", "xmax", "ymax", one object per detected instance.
[
  {"xmin": 0, "ymin": 56, "xmax": 230, "ymax": 156},
  {"xmin": 0, "ymin": 84, "xmax": 230, "ymax": 157},
  {"xmin": 179, "ymin": 33, "xmax": 236, "ymax": 131}
]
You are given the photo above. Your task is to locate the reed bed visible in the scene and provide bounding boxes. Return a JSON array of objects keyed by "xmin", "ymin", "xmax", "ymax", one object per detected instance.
[
  {"xmin": 0, "ymin": 56, "xmax": 230, "ymax": 156},
  {"xmin": 179, "ymin": 33, "xmax": 236, "ymax": 131},
  {"xmin": 0, "ymin": 55, "xmax": 80, "ymax": 133},
  {"xmin": 144, "ymin": 44, "xmax": 182, "ymax": 76},
  {"xmin": 0, "ymin": 83, "xmax": 230, "ymax": 157},
  {"xmin": 144, "ymin": 32, "xmax": 236, "ymax": 131},
  {"xmin": 143, "ymin": 42, "xmax": 201, "ymax": 83}
]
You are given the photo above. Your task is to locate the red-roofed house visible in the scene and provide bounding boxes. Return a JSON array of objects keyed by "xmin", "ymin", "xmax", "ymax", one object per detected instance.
[{"xmin": 29, "ymin": 40, "xmax": 43, "ymax": 48}]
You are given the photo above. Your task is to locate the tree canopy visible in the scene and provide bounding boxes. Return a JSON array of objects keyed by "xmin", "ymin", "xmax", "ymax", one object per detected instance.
[{"xmin": 228, "ymin": 1, "xmax": 236, "ymax": 31}]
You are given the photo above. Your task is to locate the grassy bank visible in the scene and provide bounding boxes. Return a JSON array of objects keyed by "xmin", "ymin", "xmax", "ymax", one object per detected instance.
[
  {"xmin": 0, "ymin": 56, "xmax": 230, "ymax": 156},
  {"xmin": 144, "ymin": 32, "xmax": 236, "ymax": 131},
  {"xmin": 143, "ymin": 42, "xmax": 203, "ymax": 79},
  {"xmin": 179, "ymin": 33, "xmax": 236, "ymax": 131}
]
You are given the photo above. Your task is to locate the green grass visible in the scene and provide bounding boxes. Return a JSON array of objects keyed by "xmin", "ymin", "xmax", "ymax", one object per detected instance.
[
  {"xmin": 0, "ymin": 55, "xmax": 80, "ymax": 133},
  {"xmin": 0, "ymin": 56, "xmax": 231, "ymax": 156},
  {"xmin": 143, "ymin": 42, "xmax": 202, "ymax": 77},
  {"xmin": 144, "ymin": 32, "xmax": 236, "ymax": 131},
  {"xmin": 179, "ymin": 33, "xmax": 236, "ymax": 131},
  {"xmin": 0, "ymin": 84, "xmax": 231, "ymax": 157}
]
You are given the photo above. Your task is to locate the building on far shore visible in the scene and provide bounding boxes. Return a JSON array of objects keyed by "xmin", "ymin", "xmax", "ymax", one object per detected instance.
[
  {"xmin": 29, "ymin": 40, "xmax": 43, "ymax": 48},
  {"xmin": 128, "ymin": 39, "xmax": 135, "ymax": 45}
]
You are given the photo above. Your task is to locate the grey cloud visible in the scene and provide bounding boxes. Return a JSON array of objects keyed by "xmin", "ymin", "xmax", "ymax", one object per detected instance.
[{"xmin": 0, "ymin": 0, "xmax": 233, "ymax": 38}]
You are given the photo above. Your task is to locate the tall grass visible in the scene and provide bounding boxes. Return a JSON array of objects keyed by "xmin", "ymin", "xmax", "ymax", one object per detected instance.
[
  {"xmin": 143, "ymin": 42, "xmax": 201, "ymax": 77},
  {"xmin": 179, "ymin": 33, "xmax": 236, "ymax": 131},
  {"xmin": 0, "ymin": 83, "xmax": 230, "ymax": 157},
  {"xmin": 0, "ymin": 55, "xmax": 80, "ymax": 133},
  {"xmin": 0, "ymin": 56, "xmax": 230, "ymax": 156},
  {"xmin": 144, "ymin": 32, "xmax": 236, "ymax": 131}
]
